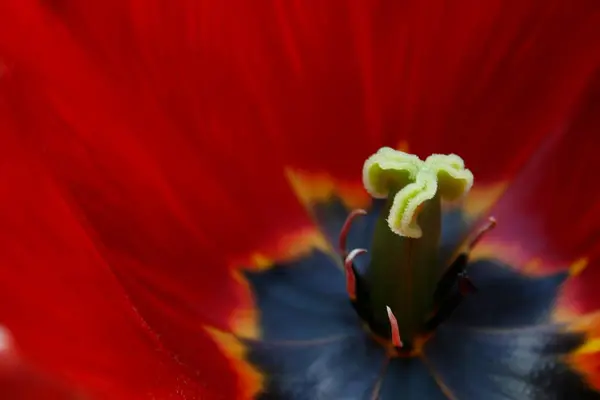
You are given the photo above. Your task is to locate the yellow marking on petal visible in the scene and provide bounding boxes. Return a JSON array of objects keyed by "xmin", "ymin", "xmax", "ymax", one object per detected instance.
[
  {"xmin": 285, "ymin": 168, "xmax": 370, "ymax": 209},
  {"xmin": 250, "ymin": 254, "xmax": 273, "ymax": 270},
  {"xmin": 471, "ymin": 241, "xmax": 542, "ymax": 274},
  {"xmin": 270, "ymin": 228, "xmax": 330, "ymax": 261},
  {"xmin": 553, "ymin": 306, "xmax": 577, "ymax": 323},
  {"xmin": 469, "ymin": 241, "xmax": 522, "ymax": 264},
  {"xmin": 205, "ymin": 327, "xmax": 264, "ymax": 399},
  {"xmin": 577, "ymin": 339, "xmax": 600, "ymax": 355},
  {"xmin": 561, "ymin": 311, "xmax": 600, "ymax": 330},
  {"xmin": 522, "ymin": 257, "xmax": 545, "ymax": 275},
  {"xmin": 229, "ymin": 227, "xmax": 331, "ymax": 339},
  {"xmin": 229, "ymin": 270, "xmax": 260, "ymax": 340},
  {"xmin": 233, "ymin": 227, "xmax": 330, "ymax": 271},
  {"xmin": 552, "ymin": 260, "xmax": 592, "ymax": 331},
  {"xmin": 553, "ymin": 295, "xmax": 597, "ymax": 325},
  {"xmin": 473, "ymin": 240, "xmax": 591, "ymax": 283},
  {"xmin": 570, "ymin": 257, "xmax": 589, "ymax": 277},
  {"xmin": 553, "ymin": 259, "xmax": 592, "ymax": 324},
  {"xmin": 463, "ymin": 181, "xmax": 509, "ymax": 218},
  {"xmin": 564, "ymin": 312, "xmax": 600, "ymax": 391}
]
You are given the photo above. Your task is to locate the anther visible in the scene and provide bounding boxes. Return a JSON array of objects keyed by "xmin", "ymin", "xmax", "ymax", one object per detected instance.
[
  {"xmin": 458, "ymin": 272, "xmax": 477, "ymax": 295},
  {"xmin": 468, "ymin": 216, "xmax": 497, "ymax": 250},
  {"xmin": 344, "ymin": 248, "xmax": 367, "ymax": 301},
  {"xmin": 339, "ymin": 209, "xmax": 367, "ymax": 258},
  {"xmin": 386, "ymin": 306, "xmax": 403, "ymax": 348}
]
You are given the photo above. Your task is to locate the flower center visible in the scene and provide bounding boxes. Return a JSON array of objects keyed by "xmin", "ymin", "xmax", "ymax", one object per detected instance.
[{"xmin": 338, "ymin": 147, "xmax": 494, "ymax": 356}]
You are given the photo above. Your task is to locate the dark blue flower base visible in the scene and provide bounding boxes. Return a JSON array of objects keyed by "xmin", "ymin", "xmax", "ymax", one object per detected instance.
[{"xmin": 242, "ymin": 198, "xmax": 600, "ymax": 399}]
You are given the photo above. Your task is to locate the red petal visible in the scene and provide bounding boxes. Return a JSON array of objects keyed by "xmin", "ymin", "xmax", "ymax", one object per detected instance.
[
  {"xmin": 471, "ymin": 76, "xmax": 600, "ymax": 314},
  {"xmin": 0, "ymin": 328, "xmax": 83, "ymax": 399},
  {"xmin": 0, "ymin": 146, "xmax": 251, "ymax": 398},
  {"xmin": 0, "ymin": 99, "xmax": 257, "ymax": 397},
  {"xmin": 2, "ymin": 1, "xmax": 599, "ymax": 395},
  {"xmin": 1, "ymin": 366, "xmax": 79, "ymax": 400},
  {"xmin": 0, "ymin": 0, "xmax": 315, "ymax": 388},
  {"xmin": 461, "ymin": 72, "xmax": 600, "ymax": 393},
  {"xmin": 157, "ymin": 0, "xmax": 600, "ymax": 187},
  {"xmin": 0, "ymin": 0, "xmax": 312, "ymax": 261},
  {"xmin": 4, "ymin": 1, "xmax": 598, "ymax": 187}
]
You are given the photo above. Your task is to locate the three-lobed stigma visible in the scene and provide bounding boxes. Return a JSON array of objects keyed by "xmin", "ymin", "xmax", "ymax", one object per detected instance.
[{"xmin": 362, "ymin": 147, "xmax": 473, "ymax": 238}]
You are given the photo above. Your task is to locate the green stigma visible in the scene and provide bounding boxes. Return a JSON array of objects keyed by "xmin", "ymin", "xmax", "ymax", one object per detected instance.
[
  {"xmin": 363, "ymin": 147, "xmax": 473, "ymax": 238},
  {"xmin": 359, "ymin": 147, "xmax": 473, "ymax": 348}
]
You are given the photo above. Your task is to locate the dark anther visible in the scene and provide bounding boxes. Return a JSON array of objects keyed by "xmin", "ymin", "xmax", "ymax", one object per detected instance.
[
  {"xmin": 458, "ymin": 272, "xmax": 477, "ymax": 295},
  {"xmin": 426, "ymin": 217, "xmax": 497, "ymax": 331},
  {"xmin": 434, "ymin": 253, "xmax": 469, "ymax": 303},
  {"xmin": 425, "ymin": 274, "xmax": 474, "ymax": 332},
  {"xmin": 424, "ymin": 290, "xmax": 464, "ymax": 332}
]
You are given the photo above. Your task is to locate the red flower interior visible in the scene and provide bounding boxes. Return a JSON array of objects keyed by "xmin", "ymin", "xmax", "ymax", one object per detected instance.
[{"xmin": 0, "ymin": 1, "xmax": 599, "ymax": 398}]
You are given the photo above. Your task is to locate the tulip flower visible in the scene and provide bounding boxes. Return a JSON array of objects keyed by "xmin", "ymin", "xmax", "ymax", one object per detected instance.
[{"xmin": 0, "ymin": 1, "xmax": 599, "ymax": 399}]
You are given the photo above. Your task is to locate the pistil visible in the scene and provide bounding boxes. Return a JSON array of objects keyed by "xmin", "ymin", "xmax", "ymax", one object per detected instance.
[{"xmin": 360, "ymin": 148, "xmax": 474, "ymax": 347}]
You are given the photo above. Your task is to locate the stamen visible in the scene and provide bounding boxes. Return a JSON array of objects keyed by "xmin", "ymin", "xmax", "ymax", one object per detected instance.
[
  {"xmin": 426, "ymin": 272, "xmax": 477, "ymax": 332},
  {"xmin": 423, "ymin": 292, "xmax": 463, "ymax": 332},
  {"xmin": 434, "ymin": 218, "xmax": 495, "ymax": 303},
  {"xmin": 386, "ymin": 306, "xmax": 403, "ymax": 348},
  {"xmin": 339, "ymin": 209, "xmax": 367, "ymax": 258},
  {"xmin": 344, "ymin": 248, "xmax": 367, "ymax": 301},
  {"xmin": 434, "ymin": 253, "xmax": 469, "ymax": 302},
  {"xmin": 468, "ymin": 216, "xmax": 497, "ymax": 250},
  {"xmin": 458, "ymin": 273, "xmax": 477, "ymax": 295}
]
